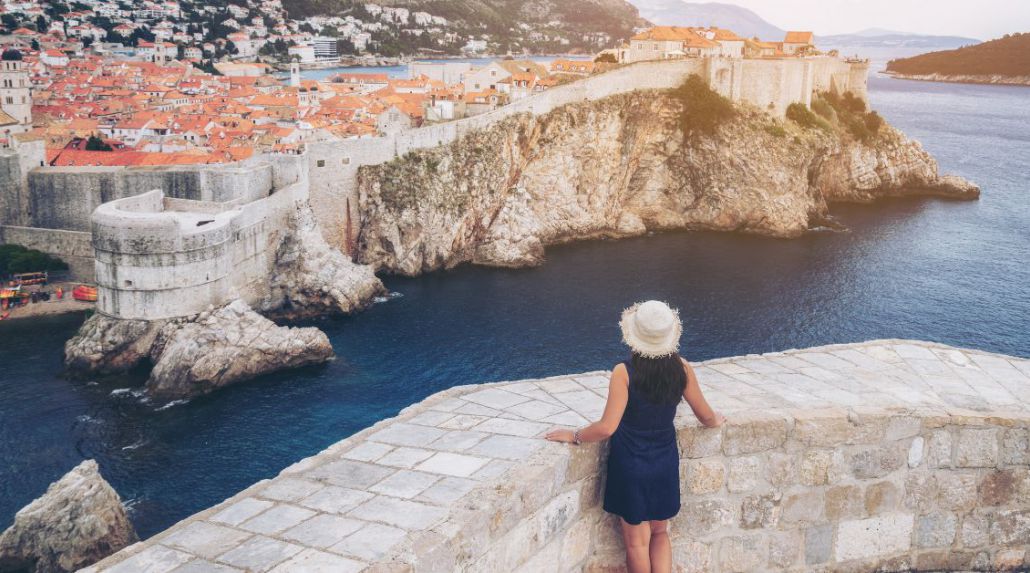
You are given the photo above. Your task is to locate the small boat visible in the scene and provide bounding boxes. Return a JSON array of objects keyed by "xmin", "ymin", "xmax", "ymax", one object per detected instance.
[
  {"xmin": 72, "ymin": 285, "xmax": 98, "ymax": 302},
  {"xmin": 0, "ymin": 311, "xmax": 9, "ymax": 321}
]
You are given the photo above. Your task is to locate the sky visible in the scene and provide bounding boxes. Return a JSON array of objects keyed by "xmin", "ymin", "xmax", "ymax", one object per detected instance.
[{"xmin": 724, "ymin": 0, "xmax": 1030, "ymax": 39}]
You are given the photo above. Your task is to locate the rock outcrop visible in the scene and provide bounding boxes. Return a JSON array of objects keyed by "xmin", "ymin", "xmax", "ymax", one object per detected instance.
[
  {"xmin": 145, "ymin": 300, "xmax": 333, "ymax": 401},
  {"xmin": 264, "ymin": 203, "xmax": 385, "ymax": 320},
  {"xmin": 65, "ymin": 300, "xmax": 334, "ymax": 402},
  {"xmin": 0, "ymin": 460, "xmax": 137, "ymax": 573},
  {"xmin": 356, "ymin": 90, "xmax": 978, "ymax": 275}
]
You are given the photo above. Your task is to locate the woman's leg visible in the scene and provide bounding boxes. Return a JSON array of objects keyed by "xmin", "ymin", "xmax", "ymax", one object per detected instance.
[
  {"xmin": 648, "ymin": 520, "xmax": 671, "ymax": 573},
  {"xmin": 620, "ymin": 519, "xmax": 652, "ymax": 573}
]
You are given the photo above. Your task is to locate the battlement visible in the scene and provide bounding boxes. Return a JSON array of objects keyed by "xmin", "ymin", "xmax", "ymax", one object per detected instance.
[{"xmin": 85, "ymin": 340, "xmax": 1030, "ymax": 573}]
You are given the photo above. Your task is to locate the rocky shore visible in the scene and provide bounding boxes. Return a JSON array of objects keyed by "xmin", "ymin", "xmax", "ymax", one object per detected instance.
[
  {"xmin": 355, "ymin": 89, "xmax": 978, "ymax": 275},
  {"xmin": 882, "ymin": 71, "xmax": 1030, "ymax": 86},
  {"xmin": 0, "ymin": 461, "xmax": 136, "ymax": 573}
]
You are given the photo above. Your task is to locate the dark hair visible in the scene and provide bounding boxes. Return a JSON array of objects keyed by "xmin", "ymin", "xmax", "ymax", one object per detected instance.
[{"xmin": 629, "ymin": 352, "xmax": 687, "ymax": 405}]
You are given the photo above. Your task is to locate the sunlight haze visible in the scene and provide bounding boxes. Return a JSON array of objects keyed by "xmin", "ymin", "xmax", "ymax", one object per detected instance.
[{"xmin": 699, "ymin": 0, "xmax": 1030, "ymax": 39}]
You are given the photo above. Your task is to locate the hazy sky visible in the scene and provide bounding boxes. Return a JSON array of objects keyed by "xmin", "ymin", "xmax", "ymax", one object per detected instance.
[{"xmin": 726, "ymin": 0, "xmax": 1030, "ymax": 39}]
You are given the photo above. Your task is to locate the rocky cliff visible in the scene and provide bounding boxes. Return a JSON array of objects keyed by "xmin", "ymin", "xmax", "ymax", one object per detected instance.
[
  {"xmin": 0, "ymin": 461, "xmax": 136, "ymax": 573},
  {"xmin": 355, "ymin": 88, "xmax": 977, "ymax": 275}
]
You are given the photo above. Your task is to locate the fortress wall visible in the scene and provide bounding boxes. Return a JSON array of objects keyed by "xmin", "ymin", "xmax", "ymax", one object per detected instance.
[
  {"xmin": 85, "ymin": 341, "xmax": 1030, "ymax": 573},
  {"xmin": 0, "ymin": 140, "xmax": 45, "ymax": 228},
  {"xmin": 0, "ymin": 225, "xmax": 94, "ymax": 281},
  {"xmin": 23, "ymin": 161, "xmax": 273, "ymax": 232},
  {"xmin": 91, "ymin": 176, "xmax": 308, "ymax": 320}
]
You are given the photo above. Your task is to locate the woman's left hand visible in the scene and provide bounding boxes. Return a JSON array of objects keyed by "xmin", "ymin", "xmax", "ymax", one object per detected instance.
[{"xmin": 544, "ymin": 428, "xmax": 575, "ymax": 443}]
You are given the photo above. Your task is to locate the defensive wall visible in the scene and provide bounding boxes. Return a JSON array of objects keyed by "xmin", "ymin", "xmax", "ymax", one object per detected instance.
[
  {"xmin": 86, "ymin": 340, "xmax": 1030, "ymax": 573},
  {"xmin": 90, "ymin": 153, "xmax": 308, "ymax": 320},
  {"xmin": 306, "ymin": 56, "xmax": 869, "ymax": 256}
]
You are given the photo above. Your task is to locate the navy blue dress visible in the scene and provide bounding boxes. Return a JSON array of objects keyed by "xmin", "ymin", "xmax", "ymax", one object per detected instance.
[{"xmin": 602, "ymin": 360, "xmax": 681, "ymax": 525}]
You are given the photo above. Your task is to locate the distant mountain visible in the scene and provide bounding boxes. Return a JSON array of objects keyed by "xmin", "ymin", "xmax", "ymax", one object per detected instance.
[
  {"xmin": 284, "ymin": 0, "xmax": 648, "ymax": 53},
  {"xmin": 818, "ymin": 30, "xmax": 980, "ymax": 49},
  {"xmin": 626, "ymin": 0, "xmax": 786, "ymax": 41},
  {"xmin": 885, "ymin": 33, "xmax": 1030, "ymax": 80}
]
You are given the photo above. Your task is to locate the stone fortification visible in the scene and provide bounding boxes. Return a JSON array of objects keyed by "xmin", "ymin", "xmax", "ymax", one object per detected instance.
[
  {"xmin": 305, "ymin": 57, "xmax": 872, "ymax": 256},
  {"xmin": 83, "ymin": 340, "xmax": 1030, "ymax": 573},
  {"xmin": 64, "ymin": 150, "xmax": 383, "ymax": 399}
]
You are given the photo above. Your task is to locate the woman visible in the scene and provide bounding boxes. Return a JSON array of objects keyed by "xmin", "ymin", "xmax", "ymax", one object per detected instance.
[{"xmin": 545, "ymin": 300, "xmax": 725, "ymax": 573}]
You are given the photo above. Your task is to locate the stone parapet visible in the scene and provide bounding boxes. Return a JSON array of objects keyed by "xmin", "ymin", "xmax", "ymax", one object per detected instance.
[{"xmin": 84, "ymin": 340, "xmax": 1030, "ymax": 572}]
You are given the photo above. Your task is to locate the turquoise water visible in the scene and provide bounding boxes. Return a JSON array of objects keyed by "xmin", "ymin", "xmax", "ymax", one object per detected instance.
[{"xmin": 1, "ymin": 66, "xmax": 1028, "ymax": 539}]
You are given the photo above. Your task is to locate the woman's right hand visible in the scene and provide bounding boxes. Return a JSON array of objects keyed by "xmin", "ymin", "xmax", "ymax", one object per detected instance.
[{"xmin": 707, "ymin": 413, "xmax": 727, "ymax": 428}]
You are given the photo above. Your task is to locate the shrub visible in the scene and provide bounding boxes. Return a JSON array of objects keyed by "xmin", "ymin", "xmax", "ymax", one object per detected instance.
[
  {"xmin": 594, "ymin": 53, "xmax": 617, "ymax": 63},
  {"xmin": 672, "ymin": 74, "xmax": 736, "ymax": 137},
  {"xmin": 811, "ymin": 97, "xmax": 834, "ymax": 120},
  {"xmin": 786, "ymin": 103, "xmax": 827, "ymax": 130},
  {"xmin": 764, "ymin": 124, "xmax": 787, "ymax": 138},
  {"xmin": 864, "ymin": 111, "xmax": 884, "ymax": 134},
  {"xmin": 0, "ymin": 244, "xmax": 68, "ymax": 275}
]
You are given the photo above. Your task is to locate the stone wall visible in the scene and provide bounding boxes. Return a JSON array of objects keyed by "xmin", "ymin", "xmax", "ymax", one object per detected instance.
[
  {"xmin": 86, "ymin": 341, "xmax": 1030, "ymax": 573},
  {"xmin": 0, "ymin": 224, "xmax": 94, "ymax": 280},
  {"xmin": 306, "ymin": 57, "xmax": 868, "ymax": 254},
  {"xmin": 23, "ymin": 160, "xmax": 273, "ymax": 233}
]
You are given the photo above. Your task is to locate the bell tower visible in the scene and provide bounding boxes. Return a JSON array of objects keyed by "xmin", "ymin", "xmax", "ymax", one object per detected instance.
[{"xmin": 0, "ymin": 49, "xmax": 32, "ymax": 132}]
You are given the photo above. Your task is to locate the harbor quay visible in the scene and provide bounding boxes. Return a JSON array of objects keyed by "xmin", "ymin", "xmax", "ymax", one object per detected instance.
[{"xmin": 84, "ymin": 340, "xmax": 1030, "ymax": 572}]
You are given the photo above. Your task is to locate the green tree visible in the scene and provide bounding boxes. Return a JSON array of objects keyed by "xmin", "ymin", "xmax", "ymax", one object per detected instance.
[{"xmin": 84, "ymin": 135, "xmax": 112, "ymax": 151}]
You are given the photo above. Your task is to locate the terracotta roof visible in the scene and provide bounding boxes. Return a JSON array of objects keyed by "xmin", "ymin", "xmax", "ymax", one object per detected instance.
[{"xmin": 784, "ymin": 31, "xmax": 814, "ymax": 44}]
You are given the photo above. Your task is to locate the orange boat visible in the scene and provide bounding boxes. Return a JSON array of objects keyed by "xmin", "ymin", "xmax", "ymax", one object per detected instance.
[{"xmin": 72, "ymin": 285, "xmax": 98, "ymax": 302}]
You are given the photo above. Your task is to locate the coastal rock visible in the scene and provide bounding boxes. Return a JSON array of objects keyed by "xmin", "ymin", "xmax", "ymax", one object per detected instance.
[
  {"xmin": 145, "ymin": 300, "xmax": 334, "ymax": 401},
  {"xmin": 265, "ymin": 203, "xmax": 385, "ymax": 320},
  {"xmin": 63, "ymin": 314, "xmax": 163, "ymax": 376},
  {"xmin": 356, "ymin": 90, "xmax": 978, "ymax": 275},
  {"xmin": 0, "ymin": 460, "xmax": 137, "ymax": 573}
]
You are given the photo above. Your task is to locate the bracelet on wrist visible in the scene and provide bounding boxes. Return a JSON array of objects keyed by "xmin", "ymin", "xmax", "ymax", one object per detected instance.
[{"xmin": 573, "ymin": 428, "xmax": 582, "ymax": 445}]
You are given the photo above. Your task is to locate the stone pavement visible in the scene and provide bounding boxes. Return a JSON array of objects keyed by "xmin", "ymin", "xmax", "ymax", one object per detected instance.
[{"xmin": 83, "ymin": 340, "xmax": 1030, "ymax": 572}]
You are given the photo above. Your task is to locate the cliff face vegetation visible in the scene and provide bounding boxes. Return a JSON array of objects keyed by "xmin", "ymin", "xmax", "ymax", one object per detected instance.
[{"xmin": 356, "ymin": 80, "xmax": 978, "ymax": 276}]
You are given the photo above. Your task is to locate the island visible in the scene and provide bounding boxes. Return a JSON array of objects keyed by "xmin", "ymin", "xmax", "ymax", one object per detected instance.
[{"xmin": 884, "ymin": 32, "xmax": 1030, "ymax": 86}]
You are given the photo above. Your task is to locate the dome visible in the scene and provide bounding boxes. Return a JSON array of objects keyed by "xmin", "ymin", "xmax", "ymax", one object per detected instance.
[{"xmin": 2, "ymin": 49, "xmax": 23, "ymax": 61}]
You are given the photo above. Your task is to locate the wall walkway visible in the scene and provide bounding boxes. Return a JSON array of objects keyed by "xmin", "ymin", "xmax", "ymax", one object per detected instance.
[{"xmin": 85, "ymin": 340, "xmax": 1030, "ymax": 572}]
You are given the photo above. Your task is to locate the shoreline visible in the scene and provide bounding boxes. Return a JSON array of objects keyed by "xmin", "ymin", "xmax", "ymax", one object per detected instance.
[
  {"xmin": 880, "ymin": 70, "xmax": 1030, "ymax": 86},
  {"xmin": 1, "ymin": 281, "xmax": 94, "ymax": 322}
]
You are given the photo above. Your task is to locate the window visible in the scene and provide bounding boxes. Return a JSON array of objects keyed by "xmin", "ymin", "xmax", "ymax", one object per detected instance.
[
  {"xmin": 317, "ymin": 159, "xmax": 325, "ymax": 167},
  {"xmin": 342, "ymin": 157, "xmax": 350, "ymax": 165}
]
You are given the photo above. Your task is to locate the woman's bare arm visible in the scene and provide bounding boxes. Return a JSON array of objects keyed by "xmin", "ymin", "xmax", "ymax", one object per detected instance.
[
  {"xmin": 545, "ymin": 364, "xmax": 629, "ymax": 443},
  {"xmin": 683, "ymin": 360, "xmax": 725, "ymax": 428}
]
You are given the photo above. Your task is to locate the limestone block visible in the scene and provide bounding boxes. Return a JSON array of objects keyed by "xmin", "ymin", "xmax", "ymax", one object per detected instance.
[
  {"xmin": 804, "ymin": 523, "xmax": 833, "ymax": 565},
  {"xmin": 824, "ymin": 485, "xmax": 864, "ymax": 521},
  {"xmin": 903, "ymin": 472, "xmax": 937, "ymax": 513},
  {"xmin": 979, "ymin": 470, "xmax": 1023, "ymax": 506},
  {"xmin": 994, "ymin": 548, "xmax": 1028, "ymax": 571},
  {"xmin": 926, "ymin": 429, "xmax": 953, "ymax": 468},
  {"xmin": 673, "ymin": 499, "xmax": 734, "ymax": 536},
  {"xmin": 739, "ymin": 493, "xmax": 780, "ymax": 529},
  {"xmin": 676, "ymin": 426, "xmax": 722, "ymax": 459},
  {"xmin": 683, "ymin": 459, "xmax": 724, "ymax": 495},
  {"xmin": 799, "ymin": 450, "xmax": 833, "ymax": 486},
  {"xmin": 558, "ymin": 515, "xmax": 592, "ymax": 570},
  {"xmin": 907, "ymin": 436, "xmax": 924, "ymax": 468},
  {"xmin": 670, "ymin": 541, "xmax": 712, "ymax": 573},
  {"xmin": 848, "ymin": 444, "xmax": 905, "ymax": 479},
  {"xmin": 885, "ymin": 416, "xmax": 923, "ymax": 441},
  {"xmin": 863, "ymin": 481, "xmax": 900, "ymax": 515},
  {"xmin": 725, "ymin": 456, "xmax": 759, "ymax": 493},
  {"xmin": 767, "ymin": 531, "xmax": 801, "ymax": 569},
  {"xmin": 955, "ymin": 428, "xmax": 1000, "ymax": 468},
  {"xmin": 721, "ymin": 412, "xmax": 788, "ymax": 455},
  {"xmin": 914, "ymin": 550, "xmax": 973, "ymax": 572},
  {"xmin": 960, "ymin": 511, "xmax": 991, "ymax": 548},
  {"xmin": 1001, "ymin": 428, "xmax": 1030, "ymax": 465},
  {"xmin": 990, "ymin": 509, "xmax": 1030, "ymax": 545},
  {"xmin": 781, "ymin": 491, "xmax": 824, "ymax": 524},
  {"xmin": 764, "ymin": 452, "xmax": 797, "ymax": 487},
  {"xmin": 935, "ymin": 471, "xmax": 979, "ymax": 512},
  {"xmin": 914, "ymin": 511, "xmax": 958, "ymax": 548},
  {"xmin": 834, "ymin": 513, "xmax": 914, "ymax": 562},
  {"xmin": 717, "ymin": 534, "xmax": 767, "ymax": 573}
]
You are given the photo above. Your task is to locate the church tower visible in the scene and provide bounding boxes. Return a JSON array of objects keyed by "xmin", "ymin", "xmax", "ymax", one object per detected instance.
[
  {"xmin": 0, "ymin": 49, "xmax": 32, "ymax": 133},
  {"xmin": 289, "ymin": 60, "xmax": 301, "ymax": 88}
]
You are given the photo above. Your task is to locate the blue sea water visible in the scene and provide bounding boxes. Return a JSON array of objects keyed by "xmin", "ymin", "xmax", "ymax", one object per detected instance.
[{"xmin": 1, "ymin": 66, "xmax": 1028, "ymax": 539}]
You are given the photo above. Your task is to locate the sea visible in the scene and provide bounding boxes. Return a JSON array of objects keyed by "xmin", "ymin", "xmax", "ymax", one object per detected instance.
[{"xmin": 1, "ymin": 49, "xmax": 1027, "ymax": 538}]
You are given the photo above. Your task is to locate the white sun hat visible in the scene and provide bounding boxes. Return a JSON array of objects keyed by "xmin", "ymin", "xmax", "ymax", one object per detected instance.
[{"xmin": 619, "ymin": 300, "xmax": 683, "ymax": 358}]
